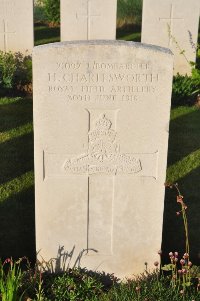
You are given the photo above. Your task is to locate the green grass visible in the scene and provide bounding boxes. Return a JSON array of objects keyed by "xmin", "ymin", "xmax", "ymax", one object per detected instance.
[
  {"xmin": 116, "ymin": 25, "xmax": 141, "ymax": 41},
  {"xmin": 163, "ymin": 106, "xmax": 200, "ymax": 264},
  {"xmin": 167, "ymin": 106, "xmax": 200, "ymax": 181},
  {"xmin": 0, "ymin": 97, "xmax": 35, "ymax": 261},
  {"xmin": 34, "ymin": 24, "xmax": 60, "ymax": 46},
  {"xmin": 117, "ymin": 31, "xmax": 141, "ymax": 42},
  {"xmin": 34, "ymin": 23, "xmax": 141, "ymax": 46}
]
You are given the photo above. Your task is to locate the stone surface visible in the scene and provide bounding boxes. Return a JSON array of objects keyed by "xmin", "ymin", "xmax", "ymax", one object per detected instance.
[
  {"xmin": 33, "ymin": 40, "xmax": 173, "ymax": 278},
  {"xmin": 141, "ymin": 0, "xmax": 200, "ymax": 75},
  {"xmin": 60, "ymin": 0, "xmax": 117, "ymax": 41},
  {"xmin": 0, "ymin": 0, "xmax": 34, "ymax": 53}
]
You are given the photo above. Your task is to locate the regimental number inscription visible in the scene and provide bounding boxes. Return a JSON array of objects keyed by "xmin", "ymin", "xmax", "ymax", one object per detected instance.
[{"xmin": 64, "ymin": 113, "xmax": 142, "ymax": 175}]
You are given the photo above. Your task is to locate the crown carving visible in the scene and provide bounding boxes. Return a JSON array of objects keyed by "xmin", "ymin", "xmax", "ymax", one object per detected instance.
[{"xmin": 95, "ymin": 114, "xmax": 112, "ymax": 130}]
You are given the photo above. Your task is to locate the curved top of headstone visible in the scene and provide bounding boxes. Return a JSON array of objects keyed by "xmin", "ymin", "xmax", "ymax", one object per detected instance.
[{"xmin": 33, "ymin": 40, "xmax": 173, "ymax": 56}]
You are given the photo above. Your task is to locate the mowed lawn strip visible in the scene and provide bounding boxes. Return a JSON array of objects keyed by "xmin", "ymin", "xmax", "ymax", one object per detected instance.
[
  {"xmin": 0, "ymin": 97, "xmax": 34, "ymax": 196},
  {"xmin": 34, "ymin": 23, "xmax": 142, "ymax": 46},
  {"xmin": 166, "ymin": 105, "xmax": 200, "ymax": 182}
]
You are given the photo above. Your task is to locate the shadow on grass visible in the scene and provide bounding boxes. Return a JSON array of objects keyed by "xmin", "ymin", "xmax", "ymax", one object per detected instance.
[
  {"xmin": 116, "ymin": 25, "xmax": 141, "ymax": 42},
  {"xmin": 0, "ymin": 185, "xmax": 36, "ymax": 262},
  {"xmin": 162, "ymin": 166, "xmax": 200, "ymax": 266},
  {"xmin": 0, "ymin": 98, "xmax": 33, "ymax": 132},
  {"xmin": 0, "ymin": 133, "xmax": 34, "ymax": 185},
  {"xmin": 0, "ymin": 97, "xmax": 35, "ymax": 260},
  {"xmin": 34, "ymin": 25, "xmax": 60, "ymax": 46},
  {"xmin": 167, "ymin": 108, "xmax": 200, "ymax": 167},
  {"xmin": 0, "ymin": 98, "xmax": 33, "ymax": 185},
  {"xmin": 162, "ymin": 107, "xmax": 200, "ymax": 266}
]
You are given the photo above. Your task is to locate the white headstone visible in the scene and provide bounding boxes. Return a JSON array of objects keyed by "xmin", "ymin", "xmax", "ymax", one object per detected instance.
[
  {"xmin": 0, "ymin": 0, "xmax": 34, "ymax": 54},
  {"xmin": 60, "ymin": 0, "xmax": 117, "ymax": 41},
  {"xmin": 33, "ymin": 41, "xmax": 173, "ymax": 278},
  {"xmin": 141, "ymin": 0, "xmax": 200, "ymax": 75}
]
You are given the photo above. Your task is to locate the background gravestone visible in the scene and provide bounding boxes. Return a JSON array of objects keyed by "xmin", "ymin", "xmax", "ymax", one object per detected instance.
[
  {"xmin": 33, "ymin": 41, "xmax": 173, "ymax": 278},
  {"xmin": 60, "ymin": 0, "xmax": 117, "ymax": 41},
  {"xmin": 141, "ymin": 0, "xmax": 200, "ymax": 75},
  {"xmin": 0, "ymin": 0, "xmax": 34, "ymax": 54}
]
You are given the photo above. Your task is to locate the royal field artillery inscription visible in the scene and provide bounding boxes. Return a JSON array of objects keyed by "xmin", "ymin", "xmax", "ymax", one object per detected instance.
[
  {"xmin": 47, "ymin": 60, "xmax": 159, "ymax": 103},
  {"xmin": 33, "ymin": 41, "xmax": 173, "ymax": 278}
]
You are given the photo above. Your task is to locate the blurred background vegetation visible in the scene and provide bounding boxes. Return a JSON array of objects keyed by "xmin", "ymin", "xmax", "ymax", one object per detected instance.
[{"xmin": 34, "ymin": 0, "xmax": 143, "ymax": 28}]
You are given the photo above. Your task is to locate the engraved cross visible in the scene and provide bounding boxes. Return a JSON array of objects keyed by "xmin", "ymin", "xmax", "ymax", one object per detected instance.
[
  {"xmin": 0, "ymin": 19, "xmax": 15, "ymax": 52},
  {"xmin": 76, "ymin": 0, "xmax": 100, "ymax": 39},
  {"xmin": 45, "ymin": 110, "xmax": 158, "ymax": 255},
  {"xmin": 159, "ymin": 4, "xmax": 184, "ymax": 46}
]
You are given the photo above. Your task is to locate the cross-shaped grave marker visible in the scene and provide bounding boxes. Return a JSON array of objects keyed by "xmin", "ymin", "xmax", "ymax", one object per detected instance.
[
  {"xmin": 76, "ymin": 0, "xmax": 100, "ymax": 39},
  {"xmin": 0, "ymin": 19, "xmax": 15, "ymax": 52},
  {"xmin": 159, "ymin": 4, "xmax": 184, "ymax": 46},
  {"xmin": 45, "ymin": 109, "xmax": 158, "ymax": 255}
]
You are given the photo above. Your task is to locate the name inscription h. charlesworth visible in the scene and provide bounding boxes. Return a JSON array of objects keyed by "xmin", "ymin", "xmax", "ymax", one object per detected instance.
[
  {"xmin": 64, "ymin": 114, "xmax": 142, "ymax": 175},
  {"xmin": 47, "ymin": 60, "xmax": 159, "ymax": 102}
]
